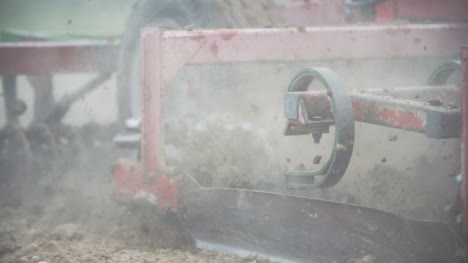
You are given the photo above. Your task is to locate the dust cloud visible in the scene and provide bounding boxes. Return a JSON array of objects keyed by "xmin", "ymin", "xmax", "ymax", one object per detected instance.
[
  {"xmin": 167, "ymin": 57, "xmax": 460, "ymax": 221},
  {"xmin": 0, "ymin": 0, "xmax": 462, "ymax": 262}
]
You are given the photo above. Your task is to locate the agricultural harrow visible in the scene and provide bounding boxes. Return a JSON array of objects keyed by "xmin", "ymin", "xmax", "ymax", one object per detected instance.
[{"xmin": 2, "ymin": 0, "xmax": 468, "ymax": 262}]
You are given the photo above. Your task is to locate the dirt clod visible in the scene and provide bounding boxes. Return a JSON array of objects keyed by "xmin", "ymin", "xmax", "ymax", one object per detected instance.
[
  {"xmin": 427, "ymin": 98, "xmax": 444, "ymax": 106},
  {"xmin": 51, "ymin": 224, "xmax": 84, "ymax": 241},
  {"xmin": 313, "ymin": 155, "xmax": 322, "ymax": 164}
]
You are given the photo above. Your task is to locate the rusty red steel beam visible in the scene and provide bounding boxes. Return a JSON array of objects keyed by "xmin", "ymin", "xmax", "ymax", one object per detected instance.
[
  {"xmin": 287, "ymin": 86, "xmax": 459, "ymax": 138},
  {"xmin": 139, "ymin": 28, "xmax": 178, "ymax": 210},
  {"xmin": 159, "ymin": 23, "xmax": 468, "ymax": 82},
  {"xmin": 352, "ymin": 94, "xmax": 427, "ymax": 132},
  {"xmin": 291, "ymin": 91, "xmax": 427, "ymax": 132},
  {"xmin": 349, "ymin": 89, "xmax": 453, "ymax": 134},
  {"xmin": 0, "ymin": 41, "xmax": 118, "ymax": 74}
]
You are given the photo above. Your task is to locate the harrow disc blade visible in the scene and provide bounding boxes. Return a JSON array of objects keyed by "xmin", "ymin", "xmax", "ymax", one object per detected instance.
[{"xmin": 178, "ymin": 188, "xmax": 462, "ymax": 263}]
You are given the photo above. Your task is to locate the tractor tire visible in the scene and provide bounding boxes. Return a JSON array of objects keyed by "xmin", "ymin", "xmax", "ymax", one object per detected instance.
[
  {"xmin": 116, "ymin": 0, "xmax": 281, "ymax": 124},
  {"xmin": 116, "ymin": 0, "xmax": 233, "ymax": 124}
]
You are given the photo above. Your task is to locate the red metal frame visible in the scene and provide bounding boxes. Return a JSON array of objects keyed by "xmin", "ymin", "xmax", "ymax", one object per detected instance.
[
  {"xmin": 0, "ymin": 41, "xmax": 117, "ymax": 74},
  {"xmin": 160, "ymin": 24, "xmax": 468, "ymax": 83},
  {"xmin": 0, "ymin": 40, "xmax": 117, "ymax": 124},
  {"xmin": 283, "ymin": 0, "xmax": 468, "ymax": 26},
  {"xmin": 112, "ymin": 23, "xmax": 468, "ymax": 210},
  {"xmin": 376, "ymin": 0, "xmax": 468, "ymax": 23},
  {"xmin": 285, "ymin": 85, "xmax": 460, "ymax": 138}
]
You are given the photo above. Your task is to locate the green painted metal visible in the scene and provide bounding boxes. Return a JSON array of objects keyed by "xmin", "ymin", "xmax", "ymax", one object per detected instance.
[
  {"xmin": 427, "ymin": 60, "xmax": 461, "ymax": 85},
  {"xmin": 284, "ymin": 69, "xmax": 338, "ymax": 188},
  {"xmin": 0, "ymin": 0, "xmax": 137, "ymax": 42},
  {"xmin": 283, "ymin": 68, "xmax": 355, "ymax": 189}
]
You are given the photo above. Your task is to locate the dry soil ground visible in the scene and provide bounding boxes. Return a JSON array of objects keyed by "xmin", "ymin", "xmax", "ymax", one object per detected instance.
[{"xmin": 0, "ymin": 128, "xmax": 274, "ymax": 263}]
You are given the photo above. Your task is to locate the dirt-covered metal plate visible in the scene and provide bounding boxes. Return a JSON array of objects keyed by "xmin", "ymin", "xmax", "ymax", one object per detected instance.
[{"xmin": 178, "ymin": 188, "xmax": 462, "ymax": 263}]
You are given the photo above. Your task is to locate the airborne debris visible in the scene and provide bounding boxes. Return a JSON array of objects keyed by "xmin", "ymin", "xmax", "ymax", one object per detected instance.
[
  {"xmin": 313, "ymin": 155, "xmax": 322, "ymax": 164},
  {"xmin": 337, "ymin": 144, "xmax": 347, "ymax": 152},
  {"xmin": 167, "ymin": 115, "xmax": 280, "ymax": 189},
  {"xmin": 249, "ymin": 104, "xmax": 260, "ymax": 114},
  {"xmin": 297, "ymin": 163, "xmax": 306, "ymax": 171},
  {"xmin": 448, "ymin": 171, "xmax": 457, "ymax": 177},
  {"xmin": 296, "ymin": 25, "xmax": 306, "ymax": 32},
  {"xmin": 184, "ymin": 24, "xmax": 194, "ymax": 31},
  {"xmin": 427, "ymin": 98, "xmax": 444, "ymax": 106}
]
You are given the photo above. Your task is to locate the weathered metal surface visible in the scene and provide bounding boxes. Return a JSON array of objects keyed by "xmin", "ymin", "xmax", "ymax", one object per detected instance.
[
  {"xmin": 353, "ymin": 92, "xmax": 460, "ymax": 138},
  {"xmin": 112, "ymin": 30, "xmax": 179, "ymax": 210},
  {"xmin": 179, "ymin": 188, "xmax": 462, "ymax": 263},
  {"xmin": 425, "ymin": 108, "xmax": 461, "ymax": 138},
  {"xmin": 428, "ymin": 60, "xmax": 461, "ymax": 85},
  {"xmin": 139, "ymin": 29, "xmax": 177, "ymax": 210},
  {"xmin": 364, "ymin": 85, "xmax": 460, "ymax": 101},
  {"xmin": 352, "ymin": 93, "xmax": 427, "ymax": 132},
  {"xmin": 113, "ymin": 159, "xmax": 178, "ymax": 210},
  {"xmin": 160, "ymin": 24, "xmax": 468, "ymax": 82},
  {"xmin": 0, "ymin": 41, "xmax": 118, "ymax": 74},
  {"xmin": 283, "ymin": 68, "xmax": 355, "ymax": 188},
  {"xmin": 285, "ymin": 85, "xmax": 460, "ymax": 138}
]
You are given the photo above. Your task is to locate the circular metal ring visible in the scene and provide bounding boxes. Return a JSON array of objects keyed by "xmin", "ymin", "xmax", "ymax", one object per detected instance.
[
  {"xmin": 427, "ymin": 60, "xmax": 461, "ymax": 86},
  {"xmin": 284, "ymin": 68, "xmax": 355, "ymax": 188}
]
